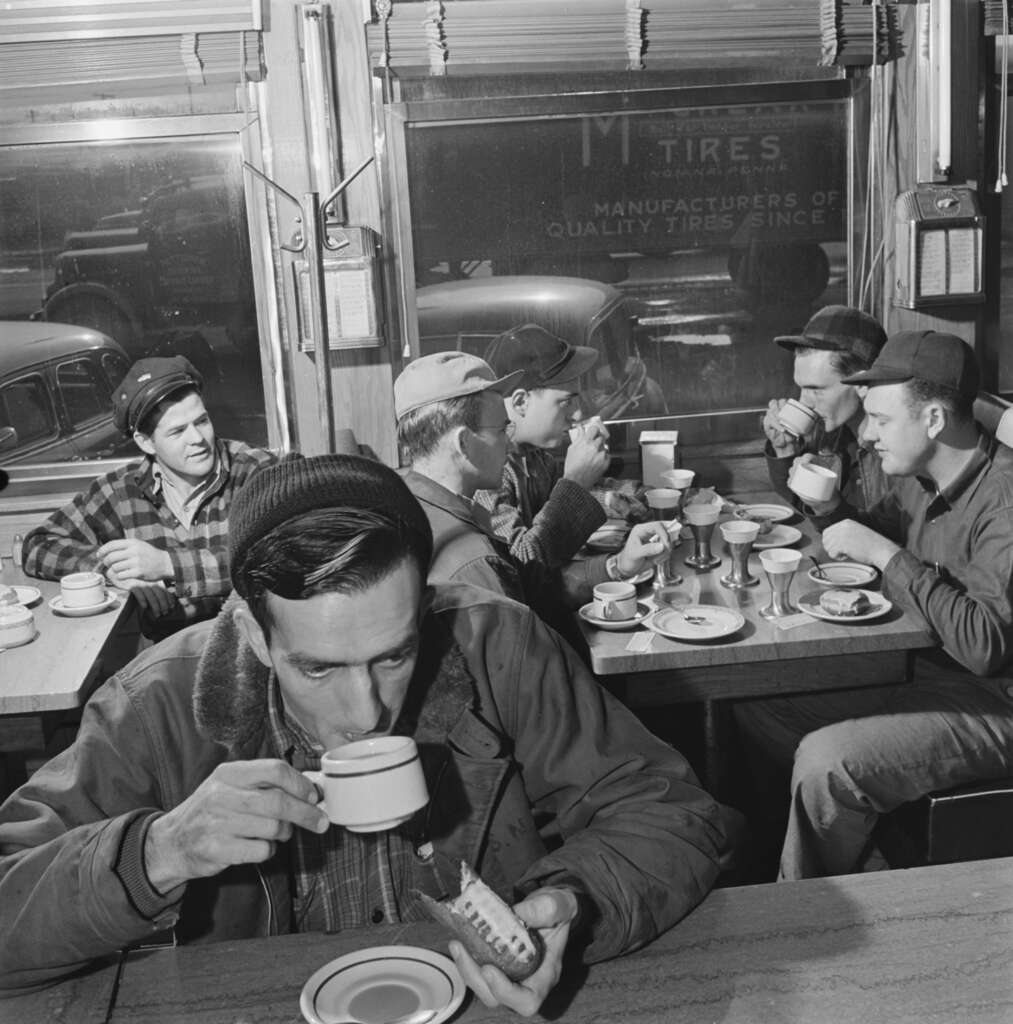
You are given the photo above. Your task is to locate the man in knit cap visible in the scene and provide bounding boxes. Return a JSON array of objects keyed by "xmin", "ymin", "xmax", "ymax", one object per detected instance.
[{"xmin": 0, "ymin": 454, "xmax": 736, "ymax": 1011}]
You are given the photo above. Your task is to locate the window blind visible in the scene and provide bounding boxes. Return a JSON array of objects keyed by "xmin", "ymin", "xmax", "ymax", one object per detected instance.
[
  {"xmin": 0, "ymin": 0, "xmax": 261, "ymax": 42},
  {"xmin": 0, "ymin": 32, "xmax": 264, "ymax": 105},
  {"xmin": 366, "ymin": 0, "xmax": 901, "ymax": 75}
]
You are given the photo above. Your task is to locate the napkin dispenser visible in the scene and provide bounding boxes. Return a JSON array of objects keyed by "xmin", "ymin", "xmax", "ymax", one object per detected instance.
[{"xmin": 639, "ymin": 430, "xmax": 680, "ymax": 487}]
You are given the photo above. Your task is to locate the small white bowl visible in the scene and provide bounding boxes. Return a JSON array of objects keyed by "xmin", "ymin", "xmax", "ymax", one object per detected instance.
[{"xmin": 0, "ymin": 605, "xmax": 36, "ymax": 648}]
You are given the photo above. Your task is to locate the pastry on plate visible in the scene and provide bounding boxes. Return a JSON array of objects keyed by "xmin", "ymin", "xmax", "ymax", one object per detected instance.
[
  {"xmin": 0, "ymin": 584, "xmax": 18, "ymax": 607},
  {"xmin": 819, "ymin": 589, "xmax": 871, "ymax": 617}
]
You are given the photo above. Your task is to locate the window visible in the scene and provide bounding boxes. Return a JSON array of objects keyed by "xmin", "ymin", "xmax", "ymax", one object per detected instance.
[
  {"xmin": 384, "ymin": 78, "xmax": 864, "ymax": 449},
  {"xmin": 0, "ymin": 116, "xmax": 272, "ymax": 476},
  {"xmin": 56, "ymin": 358, "xmax": 108, "ymax": 428},
  {"xmin": 0, "ymin": 375, "xmax": 57, "ymax": 447}
]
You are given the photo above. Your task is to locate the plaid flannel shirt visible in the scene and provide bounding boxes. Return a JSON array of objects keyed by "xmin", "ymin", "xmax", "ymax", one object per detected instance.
[
  {"xmin": 474, "ymin": 443, "xmax": 606, "ymax": 568},
  {"xmin": 22, "ymin": 438, "xmax": 276, "ymax": 633}
]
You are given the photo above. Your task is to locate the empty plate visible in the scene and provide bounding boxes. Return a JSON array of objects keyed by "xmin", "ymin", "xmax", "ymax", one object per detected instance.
[
  {"xmin": 796, "ymin": 589, "xmax": 893, "ymax": 623},
  {"xmin": 806, "ymin": 561, "xmax": 878, "ymax": 588},
  {"xmin": 578, "ymin": 601, "xmax": 652, "ymax": 631},
  {"xmin": 301, "ymin": 946, "xmax": 465, "ymax": 1024},
  {"xmin": 751, "ymin": 525, "xmax": 803, "ymax": 549},
  {"xmin": 645, "ymin": 605, "xmax": 745, "ymax": 642}
]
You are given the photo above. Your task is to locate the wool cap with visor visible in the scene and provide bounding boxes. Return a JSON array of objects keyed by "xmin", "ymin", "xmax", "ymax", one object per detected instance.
[
  {"xmin": 774, "ymin": 305, "xmax": 887, "ymax": 367},
  {"xmin": 484, "ymin": 323, "xmax": 599, "ymax": 392},
  {"xmin": 394, "ymin": 352, "xmax": 523, "ymax": 419},
  {"xmin": 228, "ymin": 454, "xmax": 434, "ymax": 596},
  {"xmin": 841, "ymin": 329, "xmax": 980, "ymax": 398},
  {"xmin": 113, "ymin": 356, "xmax": 204, "ymax": 435}
]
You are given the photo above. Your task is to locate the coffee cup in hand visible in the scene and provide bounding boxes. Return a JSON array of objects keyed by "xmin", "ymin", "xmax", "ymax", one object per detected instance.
[
  {"xmin": 788, "ymin": 460, "xmax": 837, "ymax": 503},
  {"xmin": 60, "ymin": 571, "xmax": 107, "ymax": 608},
  {"xmin": 302, "ymin": 736, "xmax": 428, "ymax": 833},
  {"xmin": 777, "ymin": 399, "xmax": 819, "ymax": 438},
  {"xmin": 592, "ymin": 581, "xmax": 637, "ymax": 621}
]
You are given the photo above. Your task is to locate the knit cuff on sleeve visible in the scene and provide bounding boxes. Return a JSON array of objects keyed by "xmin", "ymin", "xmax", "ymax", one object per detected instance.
[{"xmin": 114, "ymin": 810, "xmax": 186, "ymax": 921}]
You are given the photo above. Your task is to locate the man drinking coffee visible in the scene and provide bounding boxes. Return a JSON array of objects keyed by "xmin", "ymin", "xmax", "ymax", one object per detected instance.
[{"xmin": 0, "ymin": 454, "xmax": 736, "ymax": 1013}]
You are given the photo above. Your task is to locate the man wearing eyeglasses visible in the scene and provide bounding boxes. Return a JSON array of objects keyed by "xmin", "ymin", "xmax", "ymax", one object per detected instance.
[{"xmin": 395, "ymin": 352, "xmax": 667, "ymax": 626}]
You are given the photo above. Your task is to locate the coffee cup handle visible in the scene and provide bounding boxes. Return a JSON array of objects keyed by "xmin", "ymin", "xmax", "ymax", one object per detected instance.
[
  {"xmin": 600, "ymin": 597, "xmax": 618, "ymax": 620},
  {"xmin": 302, "ymin": 769, "xmax": 324, "ymax": 802}
]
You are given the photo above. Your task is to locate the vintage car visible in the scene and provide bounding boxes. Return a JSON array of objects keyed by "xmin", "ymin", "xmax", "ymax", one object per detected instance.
[
  {"xmin": 0, "ymin": 321, "xmax": 135, "ymax": 466},
  {"xmin": 414, "ymin": 275, "xmax": 668, "ymax": 421}
]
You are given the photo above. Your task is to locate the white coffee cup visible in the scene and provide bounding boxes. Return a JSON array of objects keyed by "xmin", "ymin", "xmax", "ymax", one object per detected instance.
[
  {"xmin": 592, "ymin": 581, "xmax": 638, "ymax": 621},
  {"xmin": 777, "ymin": 399, "xmax": 819, "ymax": 438},
  {"xmin": 683, "ymin": 504, "xmax": 720, "ymax": 526},
  {"xmin": 0, "ymin": 605, "xmax": 35, "ymax": 647},
  {"xmin": 720, "ymin": 520, "xmax": 760, "ymax": 546},
  {"xmin": 303, "ymin": 736, "xmax": 428, "ymax": 833},
  {"xmin": 643, "ymin": 487, "xmax": 681, "ymax": 512},
  {"xmin": 660, "ymin": 468, "xmax": 696, "ymax": 491},
  {"xmin": 60, "ymin": 571, "xmax": 106, "ymax": 608},
  {"xmin": 758, "ymin": 548, "xmax": 802, "ymax": 575},
  {"xmin": 788, "ymin": 460, "xmax": 838, "ymax": 503}
]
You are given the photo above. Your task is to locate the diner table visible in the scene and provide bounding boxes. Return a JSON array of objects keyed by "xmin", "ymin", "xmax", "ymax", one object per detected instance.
[
  {"xmin": 10, "ymin": 855, "xmax": 1011, "ymax": 1023},
  {"xmin": 576, "ymin": 494, "xmax": 936, "ymax": 795},
  {"xmin": 0, "ymin": 561, "xmax": 138, "ymax": 791}
]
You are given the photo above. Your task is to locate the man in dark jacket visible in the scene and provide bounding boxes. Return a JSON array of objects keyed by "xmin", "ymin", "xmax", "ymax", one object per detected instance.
[
  {"xmin": 762, "ymin": 305, "xmax": 889, "ymax": 513},
  {"xmin": 0, "ymin": 454, "xmax": 734, "ymax": 1012}
]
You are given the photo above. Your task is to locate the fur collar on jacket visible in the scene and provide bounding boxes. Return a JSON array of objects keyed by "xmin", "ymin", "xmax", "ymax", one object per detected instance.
[{"xmin": 192, "ymin": 595, "xmax": 479, "ymax": 756}]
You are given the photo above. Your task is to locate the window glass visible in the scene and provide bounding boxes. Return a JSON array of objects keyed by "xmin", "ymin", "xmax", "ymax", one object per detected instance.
[
  {"xmin": 56, "ymin": 358, "xmax": 108, "ymax": 427},
  {"xmin": 395, "ymin": 86, "xmax": 855, "ymax": 442},
  {"xmin": 0, "ymin": 133, "xmax": 267, "ymax": 467},
  {"xmin": 0, "ymin": 375, "xmax": 57, "ymax": 446}
]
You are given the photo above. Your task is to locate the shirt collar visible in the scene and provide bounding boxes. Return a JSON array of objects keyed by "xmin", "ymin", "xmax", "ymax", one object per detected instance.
[{"xmin": 916, "ymin": 432, "xmax": 992, "ymax": 514}]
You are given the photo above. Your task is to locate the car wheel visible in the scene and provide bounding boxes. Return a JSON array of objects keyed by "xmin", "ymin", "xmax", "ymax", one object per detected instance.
[{"xmin": 44, "ymin": 287, "xmax": 143, "ymax": 358}]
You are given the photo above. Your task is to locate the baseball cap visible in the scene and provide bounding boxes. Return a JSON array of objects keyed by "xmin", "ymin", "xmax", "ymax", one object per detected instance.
[
  {"xmin": 841, "ymin": 330, "xmax": 980, "ymax": 397},
  {"xmin": 113, "ymin": 356, "xmax": 204, "ymax": 435},
  {"xmin": 394, "ymin": 352, "xmax": 523, "ymax": 420},
  {"xmin": 483, "ymin": 323, "xmax": 599, "ymax": 392},
  {"xmin": 774, "ymin": 305, "xmax": 887, "ymax": 366}
]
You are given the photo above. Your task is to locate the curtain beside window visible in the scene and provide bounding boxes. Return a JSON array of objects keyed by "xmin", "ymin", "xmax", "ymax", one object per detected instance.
[{"xmin": 365, "ymin": 0, "xmax": 901, "ymax": 75}]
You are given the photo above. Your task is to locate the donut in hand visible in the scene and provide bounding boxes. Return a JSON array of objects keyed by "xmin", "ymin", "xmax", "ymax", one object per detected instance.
[{"xmin": 416, "ymin": 862, "xmax": 545, "ymax": 982}]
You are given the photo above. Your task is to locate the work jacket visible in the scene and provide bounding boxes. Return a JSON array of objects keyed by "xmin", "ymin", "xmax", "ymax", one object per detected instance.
[{"xmin": 0, "ymin": 584, "xmax": 733, "ymax": 991}]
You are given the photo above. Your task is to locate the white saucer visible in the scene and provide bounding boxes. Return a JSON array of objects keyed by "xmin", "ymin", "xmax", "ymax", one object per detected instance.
[
  {"xmin": 579, "ymin": 601, "xmax": 652, "ymax": 631},
  {"xmin": 736, "ymin": 503, "xmax": 795, "ymax": 524},
  {"xmin": 806, "ymin": 561, "xmax": 879, "ymax": 588},
  {"xmin": 751, "ymin": 525, "xmax": 803, "ymax": 549},
  {"xmin": 796, "ymin": 588, "xmax": 893, "ymax": 623},
  {"xmin": 48, "ymin": 593, "xmax": 119, "ymax": 617},
  {"xmin": 10, "ymin": 586, "xmax": 42, "ymax": 607},
  {"xmin": 645, "ymin": 604, "xmax": 745, "ymax": 642},
  {"xmin": 300, "ymin": 945, "xmax": 465, "ymax": 1024}
]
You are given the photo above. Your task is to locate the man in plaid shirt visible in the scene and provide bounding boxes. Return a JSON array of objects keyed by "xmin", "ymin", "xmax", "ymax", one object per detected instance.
[{"xmin": 22, "ymin": 356, "xmax": 276, "ymax": 638}]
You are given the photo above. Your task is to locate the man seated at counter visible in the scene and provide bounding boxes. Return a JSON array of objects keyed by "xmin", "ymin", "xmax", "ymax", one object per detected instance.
[
  {"xmin": 762, "ymin": 305, "xmax": 889, "ymax": 512},
  {"xmin": 21, "ymin": 356, "xmax": 276, "ymax": 639},
  {"xmin": 738, "ymin": 330, "xmax": 1013, "ymax": 880},
  {"xmin": 0, "ymin": 454, "xmax": 734, "ymax": 1009},
  {"xmin": 395, "ymin": 351, "xmax": 669, "ymax": 618},
  {"xmin": 474, "ymin": 323, "xmax": 614, "ymax": 571}
]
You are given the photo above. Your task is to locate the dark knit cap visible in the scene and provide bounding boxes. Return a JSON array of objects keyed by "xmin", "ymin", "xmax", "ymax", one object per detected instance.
[{"xmin": 228, "ymin": 453, "xmax": 434, "ymax": 592}]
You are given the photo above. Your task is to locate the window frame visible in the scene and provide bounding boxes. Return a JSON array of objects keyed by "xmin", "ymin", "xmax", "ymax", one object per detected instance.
[{"xmin": 0, "ymin": 112, "xmax": 286, "ymax": 497}]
